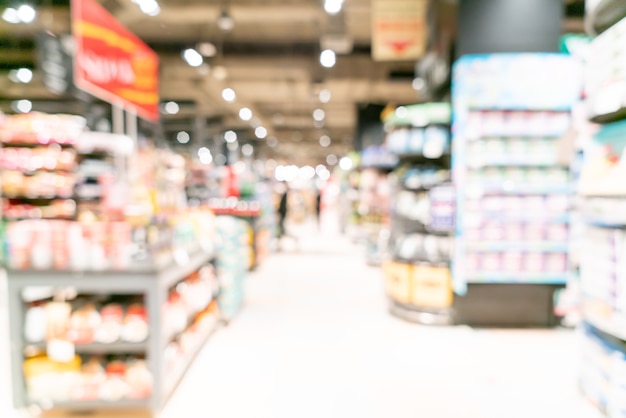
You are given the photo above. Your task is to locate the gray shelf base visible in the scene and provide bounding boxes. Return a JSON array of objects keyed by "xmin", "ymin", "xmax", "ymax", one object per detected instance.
[{"xmin": 389, "ymin": 300, "xmax": 454, "ymax": 326}]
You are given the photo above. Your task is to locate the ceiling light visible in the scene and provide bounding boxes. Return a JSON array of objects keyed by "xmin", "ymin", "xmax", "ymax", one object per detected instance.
[
  {"xmin": 339, "ymin": 156, "xmax": 353, "ymax": 171},
  {"xmin": 183, "ymin": 48, "xmax": 203, "ymax": 67},
  {"xmin": 214, "ymin": 154, "xmax": 227, "ymax": 165},
  {"xmin": 217, "ymin": 10, "xmax": 234, "ymax": 31},
  {"xmin": 255, "ymin": 126, "xmax": 268, "ymax": 139},
  {"xmin": 313, "ymin": 108, "xmax": 325, "ymax": 121},
  {"xmin": 212, "ymin": 66, "xmax": 228, "ymax": 80},
  {"xmin": 224, "ymin": 130, "xmax": 237, "ymax": 143},
  {"xmin": 197, "ymin": 42, "xmax": 217, "ymax": 57},
  {"xmin": 176, "ymin": 131, "xmax": 190, "ymax": 144},
  {"xmin": 320, "ymin": 49, "xmax": 336, "ymax": 68},
  {"xmin": 164, "ymin": 101, "xmax": 180, "ymax": 115},
  {"xmin": 316, "ymin": 164, "xmax": 327, "ymax": 175},
  {"xmin": 2, "ymin": 8, "xmax": 20, "ymax": 24},
  {"xmin": 319, "ymin": 135, "xmax": 331, "ymax": 147},
  {"xmin": 9, "ymin": 68, "xmax": 33, "ymax": 84},
  {"xmin": 324, "ymin": 0, "xmax": 343, "ymax": 15},
  {"xmin": 318, "ymin": 169, "xmax": 331, "ymax": 181},
  {"xmin": 319, "ymin": 89, "xmax": 331, "ymax": 103},
  {"xmin": 239, "ymin": 107, "xmax": 252, "ymax": 121},
  {"xmin": 138, "ymin": 0, "xmax": 160, "ymax": 16},
  {"xmin": 17, "ymin": 5, "xmax": 36, "ymax": 23},
  {"xmin": 13, "ymin": 99, "xmax": 32, "ymax": 113},
  {"xmin": 267, "ymin": 136, "xmax": 279, "ymax": 148},
  {"xmin": 242, "ymin": 144, "xmax": 254, "ymax": 157},
  {"xmin": 198, "ymin": 147, "xmax": 213, "ymax": 164},
  {"xmin": 299, "ymin": 165, "xmax": 316, "ymax": 180},
  {"xmin": 412, "ymin": 77, "xmax": 426, "ymax": 91},
  {"xmin": 395, "ymin": 106, "xmax": 409, "ymax": 118},
  {"xmin": 326, "ymin": 154, "xmax": 338, "ymax": 166},
  {"xmin": 222, "ymin": 88, "xmax": 236, "ymax": 103}
]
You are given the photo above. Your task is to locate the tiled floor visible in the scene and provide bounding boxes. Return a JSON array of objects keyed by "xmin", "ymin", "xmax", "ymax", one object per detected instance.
[{"xmin": 0, "ymin": 219, "xmax": 602, "ymax": 417}]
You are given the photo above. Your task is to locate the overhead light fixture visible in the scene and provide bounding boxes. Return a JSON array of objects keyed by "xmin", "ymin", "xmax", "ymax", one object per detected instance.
[
  {"xmin": 320, "ymin": 49, "xmax": 336, "ymax": 68},
  {"xmin": 267, "ymin": 136, "xmax": 279, "ymax": 148},
  {"xmin": 217, "ymin": 10, "xmax": 234, "ymax": 31},
  {"xmin": 339, "ymin": 156, "xmax": 353, "ymax": 171},
  {"xmin": 9, "ymin": 68, "xmax": 33, "ymax": 84},
  {"xmin": 183, "ymin": 48, "xmax": 204, "ymax": 67},
  {"xmin": 412, "ymin": 77, "xmax": 426, "ymax": 91},
  {"xmin": 242, "ymin": 143, "xmax": 254, "ymax": 157},
  {"xmin": 198, "ymin": 147, "xmax": 213, "ymax": 164},
  {"xmin": 12, "ymin": 99, "xmax": 32, "ymax": 113},
  {"xmin": 313, "ymin": 108, "xmax": 325, "ymax": 122},
  {"xmin": 316, "ymin": 165, "xmax": 327, "ymax": 175},
  {"xmin": 239, "ymin": 107, "xmax": 253, "ymax": 121},
  {"xmin": 2, "ymin": 8, "xmax": 20, "ymax": 24},
  {"xmin": 326, "ymin": 154, "xmax": 338, "ymax": 166},
  {"xmin": 176, "ymin": 131, "xmax": 190, "ymax": 144},
  {"xmin": 163, "ymin": 101, "xmax": 180, "ymax": 115},
  {"xmin": 224, "ymin": 130, "xmax": 237, "ymax": 143},
  {"xmin": 319, "ymin": 89, "xmax": 331, "ymax": 103},
  {"xmin": 222, "ymin": 88, "xmax": 236, "ymax": 103},
  {"xmin": 255, "ymin": 126, "xmax": 268, "ymax": 139},
  {"xmin": 197, "ymin": 42, "xmax": 217, "ymax": 57},
  {"xmin": 17, "ymin": 4, "xmax": 36, "ymax": 23},
  {"xmin": 324, "ymin": 0, "xmax": 343, "ymax": 15},
  {"xmin": 212, "ymin": 66, "xmax": 228, "ymax": 80},
  {"xmin": 319, "ymin": 135, "xmax": 331, "ymax": 147},
  {"xmin": 136, "ymin": 0, "xmax": 160, "ymax": 16}
]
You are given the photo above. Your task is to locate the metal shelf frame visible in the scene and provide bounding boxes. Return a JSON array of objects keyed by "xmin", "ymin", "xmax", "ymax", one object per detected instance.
[{"xmin": 6, "ymin": 250, "xmax": 216, "ymax": 416}]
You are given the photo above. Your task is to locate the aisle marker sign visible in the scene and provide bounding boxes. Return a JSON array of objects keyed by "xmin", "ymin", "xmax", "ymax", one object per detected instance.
[
  {"xmin": 371, "ymin": 0, "xmax": 428, "ymax": 61},
  {"xmin": 71, "ymin": 0, "xmax": 160, "ymax": 121}
]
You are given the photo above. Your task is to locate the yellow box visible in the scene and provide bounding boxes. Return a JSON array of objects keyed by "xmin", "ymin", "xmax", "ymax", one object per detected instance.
[{"xmin": 411, "ymin": 264, "xmax": 452, "ymax": 308}]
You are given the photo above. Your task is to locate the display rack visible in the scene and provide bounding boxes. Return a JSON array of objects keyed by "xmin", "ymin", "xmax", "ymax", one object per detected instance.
[
  {"xmin": 381, "ymin": 103, "xmax": 455, "ymax": 324},
  {"xmin": 451, "ymin": 54, "xmax": 582, "ymax": 326},
  {"xmin": 578, "ymin": 15, "xmax": 626, "ymax": 413},
  {"xmin": 7, "ymin": 249, "xmax": 219, "ymax": 415}
]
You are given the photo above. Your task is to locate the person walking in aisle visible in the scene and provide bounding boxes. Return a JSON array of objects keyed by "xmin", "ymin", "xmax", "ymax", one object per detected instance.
[{"xmin": 276, "ymin": 182, "xmax": 298, "ymax": 250}]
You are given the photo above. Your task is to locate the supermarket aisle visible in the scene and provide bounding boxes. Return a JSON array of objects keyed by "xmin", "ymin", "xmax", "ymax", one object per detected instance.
[{"xmin": 162, "ymin": 224, "xmax": 600, "ymax": 418}]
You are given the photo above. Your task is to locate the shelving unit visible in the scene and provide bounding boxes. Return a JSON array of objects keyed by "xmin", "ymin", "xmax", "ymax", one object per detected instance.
[
  {"xmin": 577, "ymin": 12, "xmax": 626, "ymax": 416},
  {"xmin": 451, "ymin": 53, "xmax": 582, "ymax": 326},
  {"xmin": 381, "ymin": 103, "xmax": 455, "ymax": 324},
  {"xmin": 7, "ymin": 249, "xmax": 218, "ymax": 415}
]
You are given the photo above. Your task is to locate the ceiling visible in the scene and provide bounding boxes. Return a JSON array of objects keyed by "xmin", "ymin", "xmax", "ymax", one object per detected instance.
[{"xmin": 0, "ymin": 0, "xmax": 585, "ymax": 166}]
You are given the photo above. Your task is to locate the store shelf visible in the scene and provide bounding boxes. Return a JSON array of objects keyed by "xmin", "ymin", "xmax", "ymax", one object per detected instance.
[
  {"xmin": 34, "ymin": 399, "xmax": 149, "ymax": 410},
  {"xmin": 464, "ymin": 212, "xmax": 570, "ymax": 224},
  {"xmin": 163, "ymin": 319, "xmax": 220, "ymax": 399},
  {"xmin": 25, "ymin": 341, "xmax": 148, "ymax": 354},
  {"xmin": 467, "ymin": 158, "xmax": 564, "ymax": 168},
  {"xmin": 585, "ymin": 315, "xmax": 626, "ymax": 342},
  {"xmin": 464, "ymin": 241, "xmax": 568, "ymax": 252},
  {"xmin": 388, "ymin": 299, "xmax": 453, "ymax": 325},
  {"xmin": 466, "ymin": 273, "xmax": 567, "ymax": 284},
  {"xmin": 392, "ymin": 256, "xmax": 450, "ymax": 265},
  {"xmin": 465, "ymin": 184, "xmax": 572, "ymax": 196}
]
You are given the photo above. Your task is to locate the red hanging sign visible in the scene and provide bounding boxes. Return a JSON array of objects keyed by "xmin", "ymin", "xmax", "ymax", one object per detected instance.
[{"xmin": 71, "ymin": 0, "xmax": 160, "ymax": 121}]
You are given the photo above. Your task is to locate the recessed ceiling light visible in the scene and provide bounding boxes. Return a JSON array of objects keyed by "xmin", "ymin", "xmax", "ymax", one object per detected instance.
[
  {"xmin": 13, "ymin": 99, "xmax": 32, "ymax": 113},
  {"xmin": 319, "ymin": 135, "xmax": 331, "ymax": 147},
  {"xmin": 2, "ymin": 8, "xmax": 20, "ymax": 24},
  {"xmin": 239, "ymin": 107, "xmax": 253, "ymax": 121},
  {"xmin": 222, "ymin": 88, "xmax": 236, "ymax": 103},
  {"xmin": 214, "ymin": 154, "xmax": 227, "ymax": 165},
  {"xmin": 224, "ymin": 130, "xmax": 237, "ymax": 143},
  {"xmin": 163, "ymin": 101, "xmax": 180, "ymax": 115},
  {"xmin": 255, "ymin": 126, "xmax": 268, "ymax": 139},
  {"xmin": 313, "ymin": 108, "xmax": 325, "ymax": 121},
  {"xmin": 183, "ymin": 48, "xmax": 203, "ymax": 67},
  {"xmin": 138, "ymin": 0, "xmax": 160, "ymax": 16},
  {"xmin": 197, "ymin": 42, "xmax": 217, "ymax": 57},
  {"xmin": 412, "ymin": 77, "xmax": 426, "ymax": 91},
  {"xmin": 176, "ymin": 131, "xmax": 190, "ymax": 144},
  {"xmin": 267, "ymin": 136, "xmax": 279, "ymax": 148},
  {"xmin": 212, "ymin": 66, "xmax": 228, "ymax": 80},
  {"xmin": 198, "ymin": 147, "xmax": 212, "ymax": 164},
  {"xmin": 17, "ymin": 5, "xmax": 36, "ymax": 23},
  {"xmin": 217, "ymin": 10, "xmax": 234, "ymax": 31},
  {"xmin": 326, "ymin": 154, "xmax": 338, "ymax": 166},
  {"xmin": 339, "ymin": 156, "xmax": 353, "ymax": 171},
  {"xmin": 320, "ymin": 49, "xmax": 336, "ymax": 68},
  {"xmin": 242, "ymin": 143, "xmax": 254, "ymax": 157},
  {"xmin": 324, "ymin": 0, "xmax": 343, "ymax": 15},
  {"xmin": 319, "ymin": 89, "xmax": 331, "ymax": 103}
]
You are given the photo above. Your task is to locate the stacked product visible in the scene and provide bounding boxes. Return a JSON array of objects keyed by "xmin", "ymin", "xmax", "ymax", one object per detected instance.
[
  {"xmin": 0, "ymin": 112, "xmax": 227, "ymax": 414},
  {"xmin": 451, "ymin": 54, "xmax": 582, "ymax": 326},
  {"xmin": 381, "ymin": 103, "xmax": 455, "ymax": 323},
  {"xmin": 215, "ymin": 216, "xmax": 250, "ymax": 321},
  {"xmin": 577, "ymin": 11, "xmax": 626, "ymax": 415}
]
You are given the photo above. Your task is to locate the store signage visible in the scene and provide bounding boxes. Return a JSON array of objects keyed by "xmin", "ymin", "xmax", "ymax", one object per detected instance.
[
  {"xmin": 71, "ymin": 0, "xmax": 159, "ymax": 121},
  {"xmin": 371, "ymin": 0, "xmax": 428, "ymax": 62}
]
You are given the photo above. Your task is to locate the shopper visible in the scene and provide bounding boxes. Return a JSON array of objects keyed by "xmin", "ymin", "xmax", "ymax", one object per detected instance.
[{"xmin": 278, "ymin": 184, "xmax": 289, "ymax": 240}]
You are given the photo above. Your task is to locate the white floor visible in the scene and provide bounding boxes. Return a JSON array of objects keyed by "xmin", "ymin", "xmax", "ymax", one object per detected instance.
[
  {"xmin": 162, "ymin": 222, "xmax": 600, "ymax": 418},
  {"xmin": 0, "ymin": 219, "xmax": 602, "ymax": 418}
]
